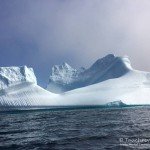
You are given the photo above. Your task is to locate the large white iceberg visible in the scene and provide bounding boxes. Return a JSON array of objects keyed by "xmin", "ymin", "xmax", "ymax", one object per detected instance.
[{"xmin": 0, "ymin": 54, "xmax": 150, "ymax": 110}]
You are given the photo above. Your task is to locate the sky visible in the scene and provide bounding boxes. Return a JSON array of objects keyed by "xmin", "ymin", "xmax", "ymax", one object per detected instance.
[{"xmin": 0, "ymin": 0, "xmax": 150, "ymax": 87}]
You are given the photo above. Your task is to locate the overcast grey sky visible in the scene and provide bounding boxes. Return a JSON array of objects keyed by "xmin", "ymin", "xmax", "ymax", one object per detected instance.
[{"xmin": 0, "ymin": 0, "xmax": 150, "ymax": 87}]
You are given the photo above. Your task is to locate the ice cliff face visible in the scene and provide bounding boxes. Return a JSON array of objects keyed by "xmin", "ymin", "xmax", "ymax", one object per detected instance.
[
  {"xmin": 47, "ymin": 54, "xmax": 133, "ymax": 93},
  {"xmin": 0, "ymin": 66, "xmax": 37, "ymax": 90}
]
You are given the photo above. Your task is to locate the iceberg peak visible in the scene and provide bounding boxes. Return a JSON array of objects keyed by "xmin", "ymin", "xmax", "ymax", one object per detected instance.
[
  {"xmin": 52, "ymin": 62, "xmax": 75, "ymax": 74},
  {"xmin": 0, "ymin": 65, "xmax": 37, "ymax": 90},
  {"xmin": 89, "ymin": 54, "xmax": 116, "ymax": 70}
]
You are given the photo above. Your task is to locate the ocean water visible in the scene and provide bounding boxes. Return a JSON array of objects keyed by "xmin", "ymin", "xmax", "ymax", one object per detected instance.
[{"xmin": 1, "ymin": 107, "xmax": 150, "ymax": 150}]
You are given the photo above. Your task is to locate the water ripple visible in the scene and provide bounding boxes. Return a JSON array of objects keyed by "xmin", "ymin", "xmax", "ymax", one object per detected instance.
[{"xmin": 1, "ymin": 107, "xmax": 150, "ymax": 149}]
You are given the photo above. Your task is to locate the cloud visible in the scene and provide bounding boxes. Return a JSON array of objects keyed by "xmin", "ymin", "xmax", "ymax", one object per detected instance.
[{"xmin": 0, "ymin": 0, "xmax": 150, "ymax": 86}]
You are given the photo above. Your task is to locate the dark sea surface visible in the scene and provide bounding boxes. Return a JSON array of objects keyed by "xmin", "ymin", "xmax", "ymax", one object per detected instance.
[{"xmin": 1, "ymin": 107, "xmax": 150, "ymax": 150}]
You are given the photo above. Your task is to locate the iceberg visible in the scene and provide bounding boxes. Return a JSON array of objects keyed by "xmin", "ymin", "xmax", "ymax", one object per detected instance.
[
  {"xmin": 0, "ymin": 66, "xmax": 57, "ymax": 111},
  {"xmin": 105, "ymin": 100, "xmax": 127, "ymax": 107},
  {"xmin": 0, "ymin": 54, "xmax": 150, "ymax": 111},
  {"xmin": 47, "ymin": 54, "xmax": 150, "ymax": 106},
  {"xmin": 47, "ymin": 54, "xmax": 132, "ymax": 93}
]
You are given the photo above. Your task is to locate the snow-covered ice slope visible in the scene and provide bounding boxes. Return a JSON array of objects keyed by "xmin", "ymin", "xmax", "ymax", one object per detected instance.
[
  {"xmin": 59, "ymin": 70, "xmax": 150, "ymax": 105},
  {"xmin": 0, "ymin": 83, "xmax": 57, "ymax": 109}
]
